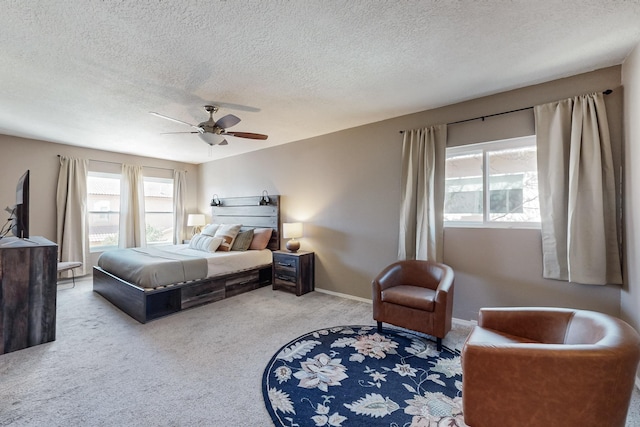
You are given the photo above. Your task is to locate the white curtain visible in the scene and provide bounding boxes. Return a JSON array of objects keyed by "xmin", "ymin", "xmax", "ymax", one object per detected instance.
[
  {"xmin": 119, "ymin": 164, "xmax": 146, "ymax": 248},
  {"xmin": 534, "ymin": 93, "xmax": 622, "ymax": 285},
  {"xmin": 172, "ymin": 170, "xmax": 187, "ymax": 244},
  {"xmin": 56, "ymin": 156, "xmax": 89, "ymax": 276},
  {"xmin": 398, "ymin": 124, "xmax": 447, "ymax": 262}
]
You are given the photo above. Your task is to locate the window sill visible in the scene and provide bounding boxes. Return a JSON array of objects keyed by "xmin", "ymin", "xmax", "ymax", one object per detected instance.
[{"xmin": 445, "ymin": 223, "xmax": 541, "ymax": 230}]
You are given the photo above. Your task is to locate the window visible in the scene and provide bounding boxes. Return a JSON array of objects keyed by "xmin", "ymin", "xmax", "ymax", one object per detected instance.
[
  {"xmin": 88, "ymin": 172, "xmax": 174, "ymax": 251},
  {"xmin": 444, "ymin": 135, "xmax": 540, "ymax": 227},
  {"xmin": 88, "ymin": 172, "xmax": 120, "ymax": 250},
  {"xmin": 143, "ymin": 177, "xmax": 174, "ymax": 246}
]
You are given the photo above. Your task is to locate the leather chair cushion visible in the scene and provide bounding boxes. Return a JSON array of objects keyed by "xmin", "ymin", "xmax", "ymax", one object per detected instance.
[
  {"xmin": 466, "ymin": 326, "xmax": 539, "ymax": 345},
  {"xmin": 381, "ymin": 285, "xmax": 436, "ymax": 311}
]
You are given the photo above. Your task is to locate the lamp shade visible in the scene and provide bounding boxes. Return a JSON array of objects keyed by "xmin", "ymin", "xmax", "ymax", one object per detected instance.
[
  {"xmin": 187, "ymin": 214, "xmax": 206, "ymax": 227},
  {"xmin": 283, "ymin": 222, "xmax": 303, "ymax": 239}
]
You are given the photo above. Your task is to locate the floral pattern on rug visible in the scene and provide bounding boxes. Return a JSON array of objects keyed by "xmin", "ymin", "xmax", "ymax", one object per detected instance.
[{"xmin": 262, "ymin": 325, "xmax": 468, "ymax": 427}]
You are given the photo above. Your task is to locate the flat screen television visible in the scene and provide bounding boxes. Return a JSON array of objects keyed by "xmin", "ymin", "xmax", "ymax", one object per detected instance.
[{"xmin": 10, "ymin": 170, "xmax": 29, "ymax": 239}]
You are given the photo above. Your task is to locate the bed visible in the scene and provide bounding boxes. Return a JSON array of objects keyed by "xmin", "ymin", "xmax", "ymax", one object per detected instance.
[{"xmin": 93, "ymin": 195, "xmax": 280, "ymax": 323}]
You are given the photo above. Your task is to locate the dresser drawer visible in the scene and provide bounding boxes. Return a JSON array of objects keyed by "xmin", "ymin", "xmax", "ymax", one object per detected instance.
[{"xmin": 181, "ymin": 280, "xmax": 225, "ymax": 309}]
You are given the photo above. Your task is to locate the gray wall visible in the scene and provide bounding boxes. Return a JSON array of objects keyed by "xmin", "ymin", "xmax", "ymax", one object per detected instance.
[
  {"xmin": 199, "ymin": 66, "xmax": 624, "ymax": 321},
  {"xmin": 0, "ymin": 135, "xmax": 199, "ymax": 266},
  {"xmin": 0, "ymin": 65, "xmax": 630, "ymax": 324}
]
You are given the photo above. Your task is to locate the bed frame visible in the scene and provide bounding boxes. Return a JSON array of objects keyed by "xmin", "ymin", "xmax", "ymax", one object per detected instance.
[{"xmin": 93, "ymin": 195, "xmax": 281, "ymax": 323}]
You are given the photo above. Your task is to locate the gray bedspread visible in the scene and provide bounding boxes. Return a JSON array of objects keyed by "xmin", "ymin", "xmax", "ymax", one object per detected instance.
[{"xmin": 97, "ymin": 246, "xmax": 208, "ymax": 288}]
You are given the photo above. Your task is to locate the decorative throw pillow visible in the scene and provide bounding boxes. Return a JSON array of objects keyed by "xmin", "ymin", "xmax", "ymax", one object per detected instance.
[
  {"xmin": 188, "ymin": 234, "xmax": 223, "ymax": 252},
  {"xmin": 249, "ymin": 228, "xmax": 273, "ymax": 250},
  {"xmin": 231, "ymin": 229, "xmax": 254, "ymax": 251},
  {"xmin": 214, "ymin": 224, "xmax": 242, "ymax": 252},
  {"xmin": 201, "ymin": 223, "xmax": 220, "ymax": 236}
]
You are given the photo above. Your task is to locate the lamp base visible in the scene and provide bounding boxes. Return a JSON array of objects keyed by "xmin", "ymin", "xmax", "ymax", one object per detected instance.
[{"xmin": 286, "ymin": 239, "xmax": 300, "ymax": 252}]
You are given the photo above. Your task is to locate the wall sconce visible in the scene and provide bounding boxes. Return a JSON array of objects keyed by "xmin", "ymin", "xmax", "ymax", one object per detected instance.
[
  {"xmin": 283, "ymin": 222, "xmax": 303, "ymax": 252},
  {"xmin": 259, "ymin": 190, "xmax": 270, "ymax": 206},
  {"xmin": 187, "ymin": 214, "xmax": 206, "ymax": 236},
  {"xmin": 210, "ymin": 194, "xmax": 221, "ymax": 207}
]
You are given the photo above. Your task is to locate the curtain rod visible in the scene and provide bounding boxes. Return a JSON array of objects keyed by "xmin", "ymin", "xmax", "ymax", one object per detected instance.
[
  {"xmin": 57, "ymin": 155, "xmax": 182, "ymax": 173},
  {"xmin": 399, "ymin": 89, "xmax": 613, "ymax": 133}
]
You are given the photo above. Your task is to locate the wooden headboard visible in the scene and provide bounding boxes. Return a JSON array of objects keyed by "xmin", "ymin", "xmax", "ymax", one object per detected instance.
[{"xmin": 210, "ymin": 195, "xmax": 281, "ymax": 251}]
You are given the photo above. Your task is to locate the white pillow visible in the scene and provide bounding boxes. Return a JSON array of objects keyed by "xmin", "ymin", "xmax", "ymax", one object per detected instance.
[
  {"xmin": 201, "ymin": 223, "xmax": 220, "ymax": 236},
  {"xmin": 214, "ymin": 224, "xmax": 242, "ymax": 252},
  {"xmin": 188, "ymin": 234, "xmax": 223, "ymax": 252}
]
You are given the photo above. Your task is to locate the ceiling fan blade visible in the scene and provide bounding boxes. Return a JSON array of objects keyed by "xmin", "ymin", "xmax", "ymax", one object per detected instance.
[
  {"xmin": 215, "ymin": 114, "xmax": 241, "ymax": 129},
  {"xmin": 150, "ymin": 112, "xmax": 203, "ymax": 132},
  {"xmin": 223, "ymin": 131, "xmax": 268, "ymax": 140},
  {"xmin": 160, "ymin": 131, "xmax": 200, "ymax": 134}
]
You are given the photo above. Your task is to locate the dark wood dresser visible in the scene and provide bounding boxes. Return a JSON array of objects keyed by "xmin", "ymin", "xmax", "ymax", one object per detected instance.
[{"xmin": 0, "ymin": 236, "xmax": 57, "ymax": 354}]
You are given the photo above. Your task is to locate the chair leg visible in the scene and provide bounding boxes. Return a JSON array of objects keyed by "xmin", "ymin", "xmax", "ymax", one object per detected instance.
[
  {"xmin": 377, "ymin": 321, "xmax": 382, "ymax": 333},
  {"xmin": 71, "ymin": 270, "xmax": 76, "ymax": 288}
]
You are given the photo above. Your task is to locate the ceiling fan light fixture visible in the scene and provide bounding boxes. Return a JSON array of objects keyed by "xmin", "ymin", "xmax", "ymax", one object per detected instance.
[{"xmin": 199, "ymin": 132, "xmax": 225, "ymax": 146}]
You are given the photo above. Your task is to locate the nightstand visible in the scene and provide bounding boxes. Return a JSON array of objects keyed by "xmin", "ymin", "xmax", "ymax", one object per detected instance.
[{"xmin": 272, "ymin": 250, "xmax": 315, "ymax": 296}]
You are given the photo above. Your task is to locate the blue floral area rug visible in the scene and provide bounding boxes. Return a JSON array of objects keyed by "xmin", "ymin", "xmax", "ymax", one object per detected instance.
[{"xmin": 262, "ymin": 325, "xmax": 467, "ymax": 427}]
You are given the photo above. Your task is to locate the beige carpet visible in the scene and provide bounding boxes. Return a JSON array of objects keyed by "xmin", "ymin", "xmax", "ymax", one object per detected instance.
[{"xmin": 0, "ymin": 278, "xmax": 638, "ymax": 426}]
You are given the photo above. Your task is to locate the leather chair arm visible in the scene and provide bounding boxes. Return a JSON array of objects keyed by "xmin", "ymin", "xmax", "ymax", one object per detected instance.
[
  {"xmin": 372, "ymin": 262, "xmax": 404, "ymax": 293},
  {"xmin": 433, "ymin": 266, "xmax": 453, "ymax": 304}
]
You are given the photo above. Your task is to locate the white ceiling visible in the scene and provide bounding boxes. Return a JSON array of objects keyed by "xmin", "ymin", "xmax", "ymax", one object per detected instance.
[{"xmin": 1, "ymin": 1, "xmax": 640, "ymax": 164}]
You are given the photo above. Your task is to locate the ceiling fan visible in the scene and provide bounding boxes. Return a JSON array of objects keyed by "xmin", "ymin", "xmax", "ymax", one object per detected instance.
[{"xmin": 149, "ymin": 105, "xmax": 268, "ymax": 146}]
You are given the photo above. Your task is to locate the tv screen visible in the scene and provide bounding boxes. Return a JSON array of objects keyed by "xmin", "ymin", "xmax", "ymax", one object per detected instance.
[{"xmin": 11, "ymin": 170, "xmax": 29, "ymax": 239}]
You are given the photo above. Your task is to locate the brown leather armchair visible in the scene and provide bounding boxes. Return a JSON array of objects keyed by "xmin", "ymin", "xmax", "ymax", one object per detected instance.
[
  {"xmin": 461, "ymin": 307, "xmax": 640, "ymax": 427},
  {"xmin": 372, "ymin": 260, "xmax": 454, "ymax": 351}
]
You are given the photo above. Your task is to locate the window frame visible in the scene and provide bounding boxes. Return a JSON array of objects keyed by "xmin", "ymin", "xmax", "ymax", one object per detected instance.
[{"xmin": 444, "ymin": 135, "xmax": 540, "ymax": 229}]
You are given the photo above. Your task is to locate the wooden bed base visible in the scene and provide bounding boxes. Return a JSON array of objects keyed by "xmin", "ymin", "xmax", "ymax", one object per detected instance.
[
  {"xmin": 93, "ymin": 264, "xmax": 272, "ymax": 323},
  {"xmin": 93, "ymin": 195, "xmax": 281, "ymax": 323}
]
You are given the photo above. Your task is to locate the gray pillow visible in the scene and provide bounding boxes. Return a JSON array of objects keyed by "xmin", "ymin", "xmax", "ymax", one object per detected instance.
[{"xmin": 231, "ymin": 229, "xmax": 254, "ymax": 251}]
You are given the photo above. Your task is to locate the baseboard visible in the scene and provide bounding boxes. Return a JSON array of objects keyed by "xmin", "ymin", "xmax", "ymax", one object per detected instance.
[
  {"xmin": 314, "ymin": 287, "xmax": 372, "ymax": 304},
  {"xmin": 452, "ymin": 318, "xmax": 477, "ymax": 327},
  {"xmin": 314, "ymin": 287, "xmax": 475, "ymax": 326}
]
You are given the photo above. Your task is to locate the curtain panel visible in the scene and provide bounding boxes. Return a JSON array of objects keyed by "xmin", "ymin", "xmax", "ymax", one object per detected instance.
[
  {"xmin": 398, "ymin": 124, "xmax": 447, "ymax": 262},
  {"xmin": 172, "ymin": 170, "xmax": 187, "ymax": 244},
  {"xmin": 56, "ymin": 156, "xmax": 89, "ymax": 276},
  {"xmin": 534, "ymin": 93, "xmax": 622, "ymax": 285},
  {"xmin": 119, "ymin": 164, "xmax": 146, "ymax": 248}
]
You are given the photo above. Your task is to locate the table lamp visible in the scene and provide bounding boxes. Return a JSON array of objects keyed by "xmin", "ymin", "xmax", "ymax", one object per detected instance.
[
  {"xmin": 187, "ymin": 214, "xmax": 206, "ymax": 236},
  {"xmin": 283, "ymin": 222, "xmax": 303, "ymax": 252}
]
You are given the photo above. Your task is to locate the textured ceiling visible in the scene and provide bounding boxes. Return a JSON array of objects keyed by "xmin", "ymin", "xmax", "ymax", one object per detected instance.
[{"xmin": 1, "ymin": 1, "xmax": 640, "ymax": 164}]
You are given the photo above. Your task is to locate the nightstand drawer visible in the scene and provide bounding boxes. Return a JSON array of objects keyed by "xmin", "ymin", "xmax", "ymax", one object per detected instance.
[
  {"xmin": 274, "ymin": 274, "xmax": 296, "ymax": 287},
  {"xmin": 274, "ymin": 257, "xmax": 298, "ymax": 274}
]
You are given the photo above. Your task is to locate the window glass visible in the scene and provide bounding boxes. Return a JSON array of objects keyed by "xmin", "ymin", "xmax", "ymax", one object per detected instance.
[
  {"xmin": 143, "ymin": 177, "xmax": 174, "ymax": 245},
  {"xmin": 87, "ymin": 172, "xmax": 120, "ymax": 250},
  {"xmin": 445, "ymin": 136, "xmax": 540, "ymax": 227},
  {"xmin": 444, "ymin": 151, "xmax": 483, "ymax": 222},
  {"xmin": 487, "ymin": 146, "xmax": 539, "ymax": 222}
]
